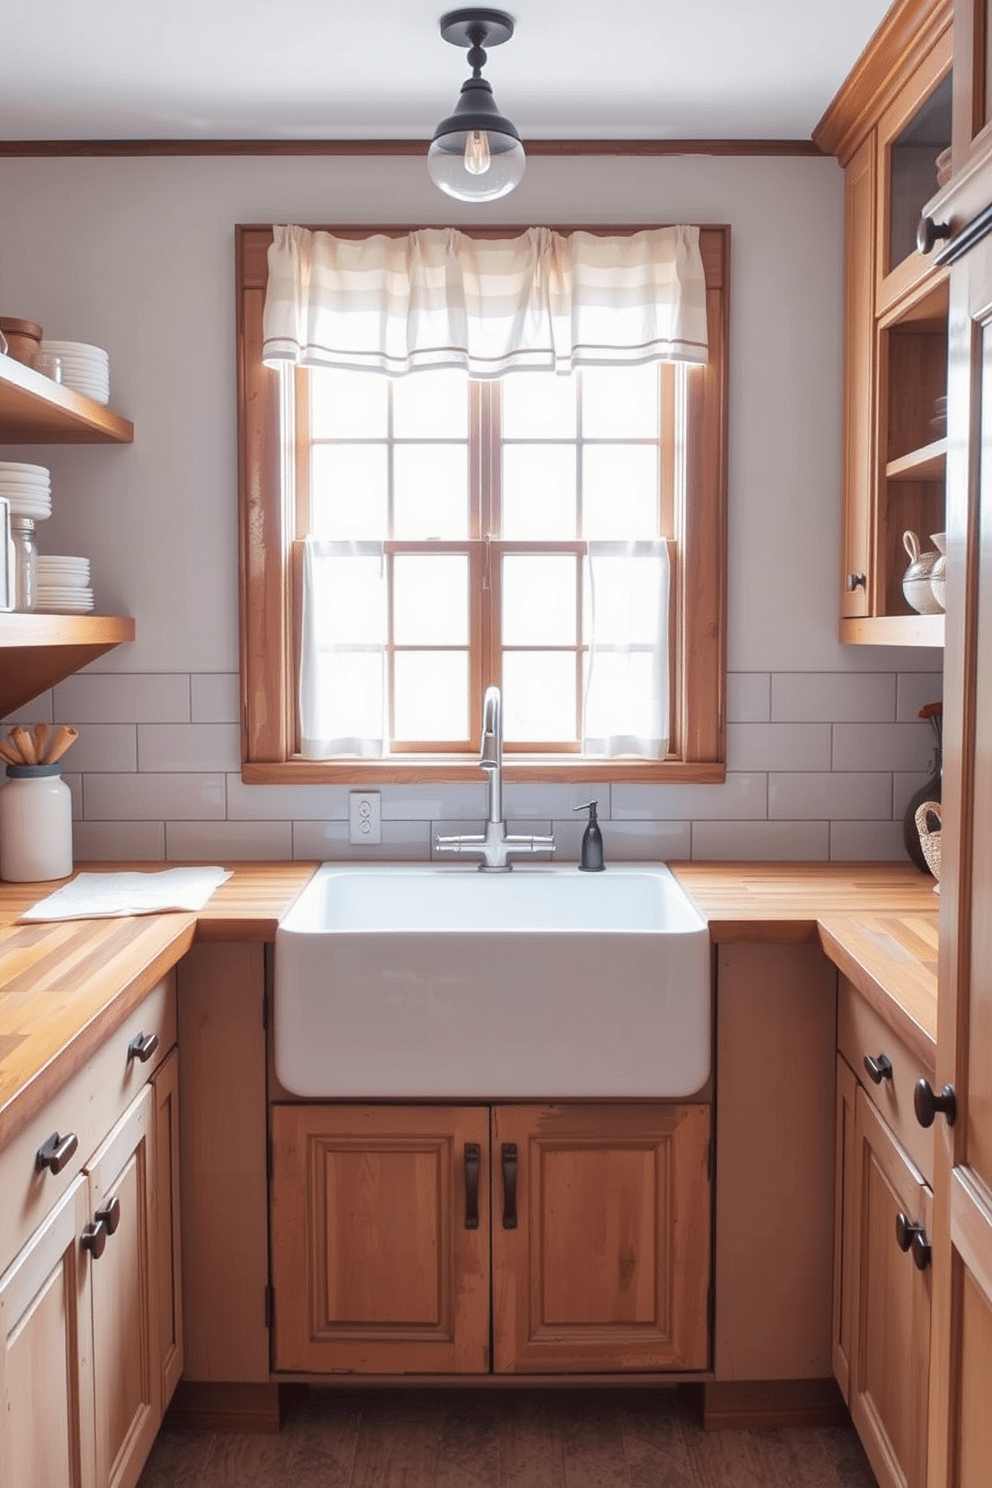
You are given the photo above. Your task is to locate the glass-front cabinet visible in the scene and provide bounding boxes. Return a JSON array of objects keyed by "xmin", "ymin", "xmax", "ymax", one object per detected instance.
[{"xmin": 818, "ymin": 0, "xmax": 952, "ymax": 644}]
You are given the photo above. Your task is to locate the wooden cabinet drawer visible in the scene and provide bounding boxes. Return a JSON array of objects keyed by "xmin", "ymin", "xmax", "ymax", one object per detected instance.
[
  {"xmin": 0, "ymin": 971, "xmax": 176, "ymax": 1275},
  {"xmin": 838, "ymin": 976, "xmax": 933, "ymax": 1186}
]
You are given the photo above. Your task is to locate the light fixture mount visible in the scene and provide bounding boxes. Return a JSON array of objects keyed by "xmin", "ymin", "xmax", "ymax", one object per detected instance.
[
  {"xmin": 428, "ymin": 8, "xmax": 525, "ymax": 203},
  {"xmin": 438, "ymin": 8, "xmax": 515, "ymax": 51}
]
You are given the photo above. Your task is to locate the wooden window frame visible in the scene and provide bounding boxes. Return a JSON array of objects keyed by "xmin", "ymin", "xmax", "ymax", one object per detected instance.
[{"xmin": 236, "ymin": 222, "xmax": 729, "ymax": 784}]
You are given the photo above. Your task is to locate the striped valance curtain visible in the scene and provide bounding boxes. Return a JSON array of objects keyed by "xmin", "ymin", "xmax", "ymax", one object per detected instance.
[{"xmin": 262, "ymin": 223, "xmax": 708, "ymax": 377}]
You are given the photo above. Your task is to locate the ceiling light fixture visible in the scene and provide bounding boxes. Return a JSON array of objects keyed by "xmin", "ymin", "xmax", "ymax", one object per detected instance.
[{"xmin": 428, "ymin": 8, "xmax": 525, "ymax": 203}]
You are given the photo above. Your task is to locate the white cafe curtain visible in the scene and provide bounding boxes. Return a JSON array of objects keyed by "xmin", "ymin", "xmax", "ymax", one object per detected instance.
[
  {"xmin": 262, "ymin": 223, "xmax": 708, "ymax": 376},
  {"xmin": 299, "ymin": 539, "xmax": 388, "ymax": 759},
  {"xmin": 583, "ymin": 541, "xmax": 671, "ymax": 759}
]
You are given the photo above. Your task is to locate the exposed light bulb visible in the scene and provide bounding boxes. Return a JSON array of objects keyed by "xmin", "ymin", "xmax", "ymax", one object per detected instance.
[{"xmin": 464, "ymin": 130, "xmax": 492, "ymax": 175}]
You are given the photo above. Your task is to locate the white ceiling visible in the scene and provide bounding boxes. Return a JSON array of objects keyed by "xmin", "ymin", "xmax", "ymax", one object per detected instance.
[{"xmin": 1, "ymin": 0, "xmax": 891, "ymax": 144}]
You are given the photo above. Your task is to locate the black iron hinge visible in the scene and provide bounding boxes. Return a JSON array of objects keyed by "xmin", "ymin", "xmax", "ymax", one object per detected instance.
[{"xmin": 265, "ymin": 1285, "xmax": 274, "ymax": 1330}]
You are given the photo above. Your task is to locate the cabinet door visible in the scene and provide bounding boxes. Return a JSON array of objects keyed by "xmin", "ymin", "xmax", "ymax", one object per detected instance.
[
  {"xmin": 843, "ymin": 133, "xmax": 876, "ymax": 618},
  {"xmin": 151, "ymin": 1048, "xmax": 183, "ymax": 1409},
  {"xmin": 925, "ymin": 226, "xmax": 992, "ymax": 1488},
  {"xmin": 833, "ymin": 1055, "xmax": 859, "ymax": 1401},
  {"xmin": 270, "ymin": 1103, "xmax": 490, "ymax": 1374},
  {"xmin": 491, "ymin": 1103, "xmax": 710, "ymax": 1374},
  {"xmin": 86, "ymin": 1083, "xmax": 161, "ymax": 1488},
  {"xmin": 876, "ymin": 30, "xmax": 953, "ymax": 316},
  {"xmin": 0, "ymin": 1176, "xmax": 96, "ymax": 1488},
  {"xmin": 850, "ymin": 1088, "xmax": 931, "ymax": 1488}
]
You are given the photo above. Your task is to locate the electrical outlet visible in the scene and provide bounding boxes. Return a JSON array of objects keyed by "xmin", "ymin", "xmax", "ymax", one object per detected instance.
[{"xmin": 349, "ymin": 791, "xmax": 381, "ymax": 846}]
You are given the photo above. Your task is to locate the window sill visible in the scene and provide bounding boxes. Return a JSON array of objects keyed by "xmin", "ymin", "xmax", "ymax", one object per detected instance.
[{"xmin": 242, "ymin": 758, "xmax": 727, "ymax": 786}]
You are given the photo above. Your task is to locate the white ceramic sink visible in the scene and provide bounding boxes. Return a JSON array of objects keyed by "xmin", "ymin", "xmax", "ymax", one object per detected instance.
[{"xmin": 274, "ymin": 863, "xmax": 711, "ymax": 1099}]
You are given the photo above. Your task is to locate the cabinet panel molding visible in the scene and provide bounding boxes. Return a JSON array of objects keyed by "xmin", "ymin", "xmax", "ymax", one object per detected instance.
[{"xmin": 491, "ymin": 1102, "xmax": 710, "ymax": 1374}]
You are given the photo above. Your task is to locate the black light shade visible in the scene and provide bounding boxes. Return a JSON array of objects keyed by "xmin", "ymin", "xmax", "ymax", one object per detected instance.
[{"xmin": 428, "ymin": 9, "xmax": 526, "ymax": 203}]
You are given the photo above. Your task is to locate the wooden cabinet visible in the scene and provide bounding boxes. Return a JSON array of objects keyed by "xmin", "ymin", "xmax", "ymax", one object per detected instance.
[
  {"xmin": 269, "ymin": 1100, "xmax": 710, "ymax": 1378},
  {"xmin": 0, "ymin": 979, "xmax": 181, "ymax": 1488},
  {"xmin": 833, "ymin": 974, "xmax": 936, "ymax": 1488},
  {"xmin": 816, "ymin": 0, "xmax": 952, "ymax": 645},
  {"xmin": 0, "ymin": 351, "xmax": 135, "ymax": 718},
  {"xmin": 847, "ymin": 1087, "xmax": 932, "ymax": 1488}
]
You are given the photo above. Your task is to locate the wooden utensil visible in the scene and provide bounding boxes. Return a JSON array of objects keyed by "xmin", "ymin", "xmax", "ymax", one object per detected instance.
[
  {"xmin": 32, "ymin": 722, "xmax": 50, "ymax": 763},
  {"xmin": 10, "ymin": 725, "xmax": 36, "ymax": 764},
  {"xmin": 44, "ymin": 725, "xmax": 79, "ymax": 764},
  {"xmin": 0, "ymin": 738, "xmax": 21, "ymax": 766}
]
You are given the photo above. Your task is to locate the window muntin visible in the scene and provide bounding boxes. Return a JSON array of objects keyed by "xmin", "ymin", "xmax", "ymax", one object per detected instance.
[{"xmin": 295, "ymin": 363, "xmax": 676, "ymax": 757}]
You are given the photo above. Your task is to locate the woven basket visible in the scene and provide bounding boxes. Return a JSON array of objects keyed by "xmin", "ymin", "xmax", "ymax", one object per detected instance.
[{"xmin": 915, "ymin": 801, "xmax": 942, "ymax": 892}]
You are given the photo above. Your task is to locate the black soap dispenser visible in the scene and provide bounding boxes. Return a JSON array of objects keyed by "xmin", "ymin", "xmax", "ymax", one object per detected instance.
[{"xmin": 574, "ymin": 801, "xmax": 605, "ymax": 872}]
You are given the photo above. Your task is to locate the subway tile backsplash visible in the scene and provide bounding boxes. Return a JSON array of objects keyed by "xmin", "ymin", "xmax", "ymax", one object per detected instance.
[{"xmin": 4, "ymin": 669, "xmax": 943, "ymax": 865}]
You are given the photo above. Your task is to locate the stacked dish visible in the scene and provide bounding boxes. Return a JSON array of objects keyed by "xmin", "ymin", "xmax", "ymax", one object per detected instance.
[
  {"xmin": 36, "ymin": 555, "xmax": 94, "ymax": 613},
  {"xmin": 37, "ymin": 340, "xmax": 110, "ymax": 405},
  {"xmin": 0, "ymin": 461, "xmax": 52, "ymax": 519}
]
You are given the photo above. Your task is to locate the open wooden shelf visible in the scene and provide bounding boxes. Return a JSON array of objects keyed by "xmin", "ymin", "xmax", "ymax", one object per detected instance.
[
  {"xmin": 0, "ymin": 355, "xmax": 133, "ymax": 444},
  {"xmin": 840, "ymin": 613, "xmax": 944, "ymax": 647},
  {"xmin": 0, "ymin": 614, "xmax": 136, "ymax": 718}
]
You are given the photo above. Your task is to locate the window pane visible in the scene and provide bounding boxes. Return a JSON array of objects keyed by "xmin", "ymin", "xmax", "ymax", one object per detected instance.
[
  {"xmin": 582, "ymin": 446, "xmax": 659, "ymax": 539},
  {"xmin": 311, "ymin": 553, "xmax": 386, "ymax": 643},
  {"xmin": 583, "ymin": 551, "xmax": 668, "ymax": 644},
  {"xmin": 502, "ymin": 652, "xmax": 577, "ymax": 743},
  {"xmin": 393, "ymin": 445, "xmax": 469, "ymax": 538},
  {"xmin": 311, "ymin": 445, "xmax": 388, "ymax": 538},
  {"xmin": 582, "ymin": 364, "xmax": 660, "ymax": 438},
  {"xmin": 502, "ymin": 556, "xmax": 577, "ymax": 646},
  {"xmin": 501, "ymin": 446, "xmax": 577, "ymax": 538},
  {"xmin": 393, "ymin": 555, "xmax": 469, "ymax": 645},
  {"xmin": 501, "ymin": 372, "xmax": 577, "ymax": 438},
  {"xmin": 393, "ymin": 370, "xmax": 469, "ymax": 438},
  {"xmin": 394, "ymin": 651, "xmax": 469, "ymax": 741},
  {"xmin": 583, "ymin": 650, "xmax": 661, "ymax": 742},
  {"xmin": 310, "ymin": 368, "xmax": 389, "ymax": 439},
  {"xmin": 312, "ymin": 652, "xmax": 386, "ymax": 741}
]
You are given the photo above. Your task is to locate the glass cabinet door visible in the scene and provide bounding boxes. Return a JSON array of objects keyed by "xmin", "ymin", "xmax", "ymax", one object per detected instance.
[{"xmin": 877, "ymin": 29, "xmax": 953, "ymax": 315}]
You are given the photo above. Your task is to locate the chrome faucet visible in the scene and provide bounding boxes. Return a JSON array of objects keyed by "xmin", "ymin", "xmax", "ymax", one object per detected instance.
[{"xmin": 435, "ymin": 685, "xmax": 555, "ymax": 872}]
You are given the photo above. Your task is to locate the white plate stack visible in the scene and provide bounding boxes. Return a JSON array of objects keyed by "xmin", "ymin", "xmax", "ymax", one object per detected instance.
[
  {"xmin": 0, "ymin": 461, "xmax": 52, "ymax": 520},
  {"xmin": 36, "ymin": 556, "xmax": 94, "ymax": 613},
  {"xmin": 37, "ymin": 340, "xmax": 110, "ymax": 405}
]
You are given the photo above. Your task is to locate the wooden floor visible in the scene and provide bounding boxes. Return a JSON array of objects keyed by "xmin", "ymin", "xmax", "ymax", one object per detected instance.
[{"xmin": 137, "ymin": 1388, "xmax": 878, "ymax": 1487}]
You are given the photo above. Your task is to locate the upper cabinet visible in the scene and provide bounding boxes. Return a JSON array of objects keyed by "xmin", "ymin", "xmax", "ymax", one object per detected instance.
[
  {"xmin": 815, "ymin": 0, "xmax": 953, "ymax": 646},
  {"xmin": 0, "ymin": 354, "xmax": 136, "ymax": 718}
]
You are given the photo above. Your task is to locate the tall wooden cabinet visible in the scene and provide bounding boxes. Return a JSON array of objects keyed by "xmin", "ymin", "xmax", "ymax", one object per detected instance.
[{"xmin": 815, "ymin": 0, "xmax": 952, "ymax": 645}]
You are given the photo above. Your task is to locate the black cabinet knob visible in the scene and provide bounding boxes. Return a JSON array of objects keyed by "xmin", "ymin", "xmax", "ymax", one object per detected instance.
[
  {"xmin": 912, "ymin": 1229, "xmax": 933, "ymax": 1271},
  {"xmin": 864, "ymin": 1053, "xmax": 893, "ymax": 1085},
  {"xmin": 914, "ymin": 1078, "xmax": 957, "ymax": 1128},
  {"xmin": 846, "ymin": 572, "xmax": 867, "ymax": 592},
  {"xmin": 95, "ymin": 1196, "xmax": 121, "ymax": 1236},
  {"xmin": 917, "ymin": 216, "xmax": 952, "ymax": 255}
]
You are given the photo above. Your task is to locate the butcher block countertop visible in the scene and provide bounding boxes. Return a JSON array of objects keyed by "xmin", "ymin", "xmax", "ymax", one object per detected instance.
[
  {"xmin": 0, "ymin": 859, "xmax": 938, "ymax": 1151},
  {"xmin": 670, "ymin": 861, "xmax": 939, "ymax": 1063}
]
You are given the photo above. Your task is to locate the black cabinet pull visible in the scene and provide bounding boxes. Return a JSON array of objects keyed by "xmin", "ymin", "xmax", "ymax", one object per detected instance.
[
  {"xmin": 914, "ymin": 1078, "xmax": 957, "ymax": 1128},
  {"xmin": 864, "ymin": 1053, "xmax": 893, "ymax": 1085},
  {"xmin": 81, "ymin": 1219, "xmax": 107, "ymax": 1259},
  {"xmin": 127, "ymin": 1031, "xmax": 159, "ymax": 1064},
  {"xmin": 912, "ymin": 1230, "xmax": 932, "ymax": 1271},
  {"xmin": 895, "ymin": 1211, "xmax": 923, "ymax": 1252},
  {"xmin": 846, "ymin": 572, "xmax": 867, "ymax": 592},
  {"xmin": 464, "ymin": 1143, "xmax": 480, "ymax": 1230},
  {"xmin": 36, "ymin": 1131, "xmax": 78, "ymax": 1175},
  {"xmin": 96, "ymin": 1196, "xmax": 121, "ymax": 1236},
  {"xmin": 501, "ymin": 1142, "xmax": 518, "ymax": 1230}
]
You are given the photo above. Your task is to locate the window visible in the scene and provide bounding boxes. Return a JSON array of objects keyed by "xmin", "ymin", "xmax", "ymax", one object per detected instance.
[{"xmin": 237, "ymin": 225, "xmax": 728, "ymax": 784}]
